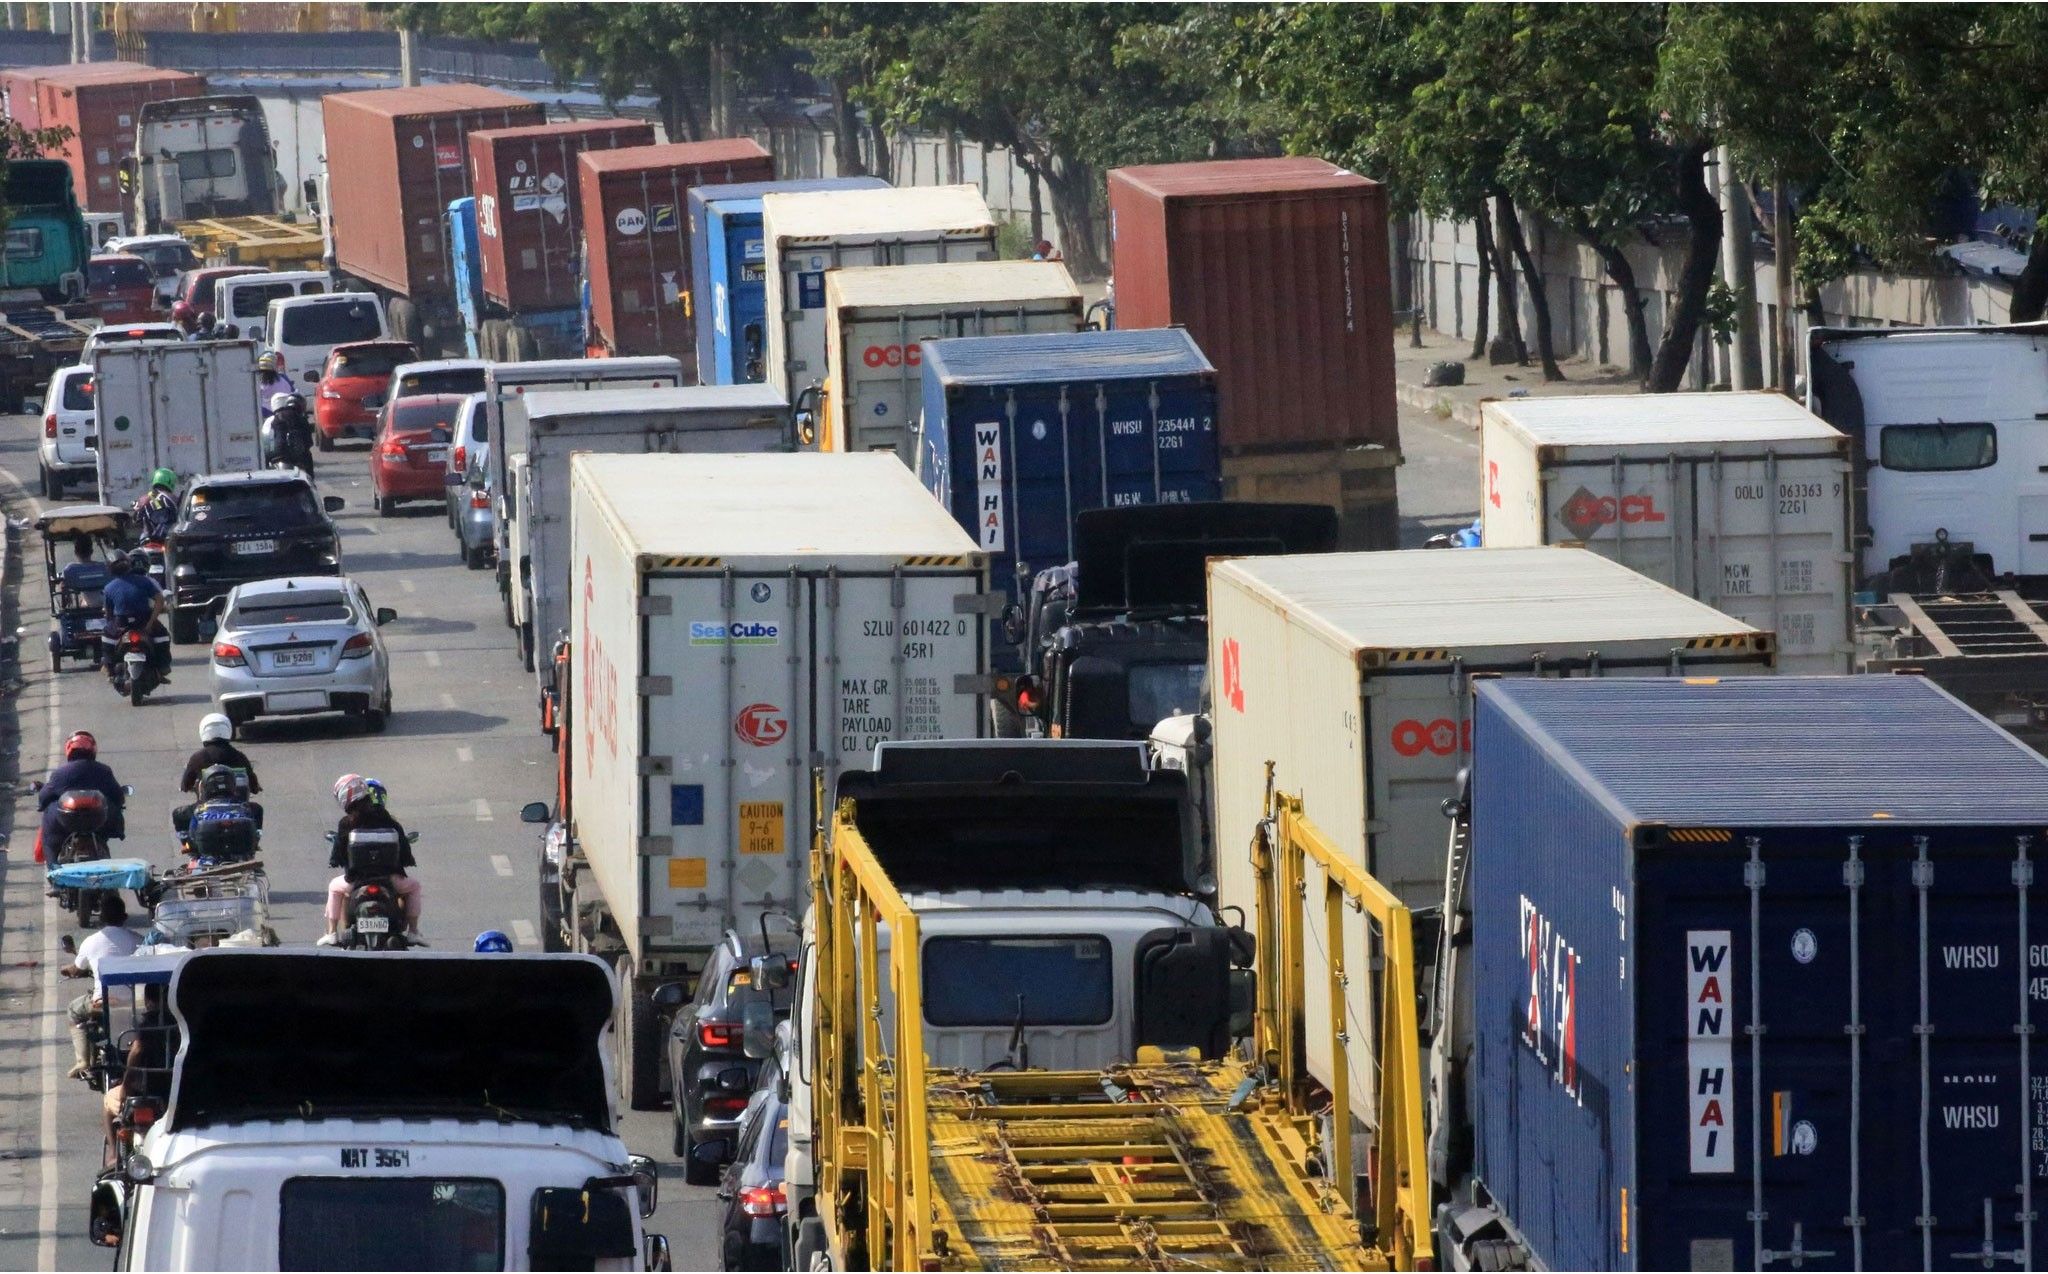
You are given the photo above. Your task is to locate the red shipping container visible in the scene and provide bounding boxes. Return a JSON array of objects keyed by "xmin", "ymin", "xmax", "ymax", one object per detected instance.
[
  {"xmin": 2, "ymin": 67, "xmax": 45, "ymax": 129},
  {"xmin": 322, "ymin": 84, "xmax": 543, "ymax": 304},
  {"xmin": 468, "ymin": 118, "xmax": 655, "ymax": 313},
  {"xmin": 8, "ymin": 62, "xmax": 208, "ymax": 212},
  {"xmin": 1106, "ymin": 157, "xmax": 1398, "ymax": 456},
  {"xmin": 580, "ymin": 138, "xmax": 774, "ymax": 367}
]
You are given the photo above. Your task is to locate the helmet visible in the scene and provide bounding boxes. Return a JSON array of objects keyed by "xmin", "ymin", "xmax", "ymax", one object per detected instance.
[
  {"xmin": 149, "ymin": 467, "xmax": 177, "ymax": 491},
  {"xmin": 257, "ymin": 352, "xmax": 278, "ymax": 372},
  {"xmin": 474, "ymin": 930, "xmax": 514, "ymax": 954},
  {"xmin": 333, "ymin": 772, "xmax": 369, "ymax": 811},
  {"xmin": 107, "ymin": 554, "xmax": 132, "ymax": 575},
  {"xmin": 171, "ymin": 299, "xmax": 194, "ymax": 325},
  {"xmin": 363, "ymin": 778, "xmax": 388, "ymax": 806},
  {"xmin": 63, "ymin": 730, "xmax": 96, "ymax": 760},
  {"xmin": 269, "ymin": 391, "xmax": 295, "ymax": 413},
  {"xmin": 199, "ymin": 713, "xmax": 232, "ymax": 744}
]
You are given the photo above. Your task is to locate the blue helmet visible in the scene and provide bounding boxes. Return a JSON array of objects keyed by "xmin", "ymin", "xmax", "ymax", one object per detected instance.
[{"xmin": 474, "ymin": 930, "xmax": 513, "ymax": 954}]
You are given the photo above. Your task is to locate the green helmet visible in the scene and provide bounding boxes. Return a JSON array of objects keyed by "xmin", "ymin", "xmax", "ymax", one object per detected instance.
[{"xmin": 149, "ymin": 467, "xmax": 177, "ymax": 490}]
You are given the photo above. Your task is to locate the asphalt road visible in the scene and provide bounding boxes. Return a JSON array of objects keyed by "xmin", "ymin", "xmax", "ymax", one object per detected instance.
[{"xmin": 0, "ymin": 425, "xmax": 721, "ymax": 1270}]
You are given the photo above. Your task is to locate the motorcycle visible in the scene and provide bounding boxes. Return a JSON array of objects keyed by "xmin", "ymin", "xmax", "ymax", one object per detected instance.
[
  {"xmin": 262, "ymin": 402, "xmax": 316, "ymax": 477},
  {"xmin": 38, "ymin": 785, "xmax": 123, "ymax": 925},
  {"xmin": 106, "ymin": 619, "xmax": 161, "ymax": 706},
  {"xmin": 323, "ymin": 828, "xmax": 422, "ymax": 951}
]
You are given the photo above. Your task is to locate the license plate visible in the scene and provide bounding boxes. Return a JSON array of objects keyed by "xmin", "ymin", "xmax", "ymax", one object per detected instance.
[
  {"xmin": 355, "ymin": 915, "xmax": 390, "ymax": 934},
  {"xmin": 85, "ymin": 618, "xmax": 104, "ymax": 632},
  {"xmin": 273, "ymin": 648, "xmax": 316, "ymax": 668},
  {"xmin": 232, "ymin": 539, "xmax": 276, "ymax": 555},
  {"xmin": 423, "ymin": 448, "xmax": 448, "ymax": 463}
]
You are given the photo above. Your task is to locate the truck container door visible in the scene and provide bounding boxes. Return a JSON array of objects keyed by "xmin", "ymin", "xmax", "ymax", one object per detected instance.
[
  {"xmin": 1538, "ymin": 453, "xmax": 1686, "ymax": 597},
  {"xmin": 1689, "ymin": 449, "xmax": 1854, "ymax": 674},
  {"xmin": 815, "ymin": 568, "xmax": 984, "ymax": 781}
]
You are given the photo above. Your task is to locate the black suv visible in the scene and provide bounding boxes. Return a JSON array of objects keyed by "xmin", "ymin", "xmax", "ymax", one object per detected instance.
[
  {"xmin": 660, "ymin": 929, "xmax": 798, "ymax": 1184},
  {"xmin": 164, "ymin": 471, "xmax": 344, "ymax": 642}
]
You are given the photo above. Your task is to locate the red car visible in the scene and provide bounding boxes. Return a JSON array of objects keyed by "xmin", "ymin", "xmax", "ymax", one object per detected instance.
[
  {"xmin": 86, "ymin": 254, "xmax": 157, "ymax": 323},
  {"xmin": 316, "ymin": 340, "xmax": 419, "ymax": 449},
  {"xmin": 169, "ymin": 264, "xmax": 265, "ymax": 332},
  {"xmin": 371, "ymin": 393, "xmax": 466, "ymax": 515}
]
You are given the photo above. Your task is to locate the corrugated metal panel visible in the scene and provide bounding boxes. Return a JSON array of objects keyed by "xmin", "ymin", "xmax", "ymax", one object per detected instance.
[
  {"xmin": 761, "ymin": 183, "xmax": 992, "ymax": 242},
  {"xmin": 1107, "ymin": 157, "xmax": 1397, "ymax": 456},
  {"xmin": 922, "ymin": 328, "xmax": 1213, "ymax": 386},
  {"xmin": 468, "ymin": 118, "xmax": 655, "ymax": 313},
  {"xmin": 1486, "ymin": 391, "xmax": 1843, "ymax": 448}
]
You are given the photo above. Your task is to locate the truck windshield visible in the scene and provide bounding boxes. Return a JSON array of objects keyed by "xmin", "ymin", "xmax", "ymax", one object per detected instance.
[
  {"xmin": 280, "ymin": 300, "xmax": 381, "ymax": 347},
  {"xmin": 89, "ymin": 258, "xmax": 153, "ymax": 289},
  {"xmin": 923, "ymin": 935, "xmax": 1114, "ymax": 1026},
  {"xmin": 1127, "ymin": 662, "xmax": 1206, "ymax": 731},
  {"xmin": 1879, "ymin": 422, "xmax": 1997, "ymax": 472},
  {"xmin": 278, "ymin": 1177, "xmax": 502, "ymax": 1272},
  {"xmin": 176, "ymin": 148, "xmax": 238, "ymax": 182}
]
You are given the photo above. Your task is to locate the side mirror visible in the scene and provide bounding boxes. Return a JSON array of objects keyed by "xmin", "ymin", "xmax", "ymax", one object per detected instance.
[
  {"xmin": 689, "ymin": 1137, "xmax": 728, "ymax": 1169},
  {"xmin": 1225, "ymin": 925, "xmax": 1255, "ymax": 968},
  {"xmin": 374, "ymin": 607, "xmax": 396, "ymax": 626},
  {"xmin": 627, "ymin": 1154, "xmax": 658, "ymax": 1219},
  {"xmin": 60, "ymin": 933, "xmax": 76, "ymax": 955},
  {"xmin": 740, "ymin": 1000, "xmax": 775, "ymax": 1060},
  {"xmin": 644, "ymin": 1233, "xmax": 672, "ymax": 1273},
  {"xmin": 750, "ymin": 954, "xmax": 793, "ymax": 993},
  {"xmin": 716, "ymin": 1064, "xmax": 752, "ymax": 1093},
  {"xmin": 519, "ymin": 801, "xmax": 550, "ymax": 824},
  {"xmin": 322, "ymin": 495, "xmax": 345, "ymax": 513},
  {"xmin": 651, "ymin": 982, "xmax": 687, "ymax": 1009},
  {"xmin": 120, "ymin": 784, "xmax": 135, "ymax": 796},
  {"xmin": 89, "ymin": 1178, "xmax": 125, "ymax": 1248},
  {"xmin": 306, "ymin": 371, "xmax": 320, "ymax": 384}
]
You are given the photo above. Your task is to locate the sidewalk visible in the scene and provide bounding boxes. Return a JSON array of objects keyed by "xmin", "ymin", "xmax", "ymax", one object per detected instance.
[{"xmin": 1389, "ymin": 325, "xmax": 1643, "ymax": 428}]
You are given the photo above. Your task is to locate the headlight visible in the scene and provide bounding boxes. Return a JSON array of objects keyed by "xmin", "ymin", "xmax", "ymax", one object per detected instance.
[
  {"xmin": 125, "ymin": 1154, "xmax": 154, "ymax": 1183},
  {"xmin": 172, "ymin": 564, "xmax": 197, "ymax": 579}
]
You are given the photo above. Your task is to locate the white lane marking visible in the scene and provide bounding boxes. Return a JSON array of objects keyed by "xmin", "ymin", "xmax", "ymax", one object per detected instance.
[
  {"xmin": 440, "ymin": 692, "xmax": 456, "ymax": 709},
  {"xmin": 399, "ymin": 578, "xmax": 415, "ymax": 594},
  {"xmin": 490, "ymin": 854, "xmax": 513, "ymax": 877},
  {"xmin": 512, "ymin": 919, "xmax": 539, "ymax": 950},
  {"xmin": 474, "ymin": 798, "xmax": 494, "ymax": 822},
  {"xmin": 424, "ymin": 650, "xmax": 441, "ymax": 668},
  {"xmin": 456, "ymin": 745, "xmax": 474, "ymax": 763}
]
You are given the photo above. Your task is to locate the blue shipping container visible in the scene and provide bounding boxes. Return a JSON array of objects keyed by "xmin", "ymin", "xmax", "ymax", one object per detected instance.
[
  {"xmin": 1467, "ymin": 675, "xmax": 2048, "ymax": 1272},
  {"xmin": 688, "ymin": 178, "xmax": 889, "ymax": 385}
]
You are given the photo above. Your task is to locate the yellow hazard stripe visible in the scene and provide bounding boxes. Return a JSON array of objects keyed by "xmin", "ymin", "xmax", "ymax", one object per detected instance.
[
  {"xmin": 1385, "ymin": 648, "xmax": 1452, "ymax": 663},
  {"xmin": 648, "ymin": 555, "xmax": 722, "ymax": 569},
  {"xmin": 1687, "ymin": 633, "xmax": 1772, "ymax": 651},
  {"xmin": 1666, "ymin": 828, "xmax": 1733, "ymax": 843},
  {"xmin": 901, "ymin": 554, "xmax": 967, "ymax": 567}
]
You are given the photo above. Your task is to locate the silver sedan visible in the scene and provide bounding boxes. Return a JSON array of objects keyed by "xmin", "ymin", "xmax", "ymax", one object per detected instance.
[{"xmin": 209, "ymin": 575, "xmax": 396, "ymax": 733}]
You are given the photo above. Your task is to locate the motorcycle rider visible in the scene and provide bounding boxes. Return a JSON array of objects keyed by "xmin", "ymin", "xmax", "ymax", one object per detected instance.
[
  {"xmin": 178, "ymin": 714, "xmax": 261, "ymax": 796},
  {"xmin": 99, "ymin": 552, "xmax": 171, "ymax": 684},
  {"xmin": 58, "ymin": 894, "xmax": 138, "ymax": 1079},
  {"xmin": 130, "ymin": 467, "xmax": 179, "ymax": 543},
  {"xmin": 265, "ymin": 391, "xmax": 316, "ymax": 479},
  {"xmin": 38, "ymin": 731, "xmax": 126, "ymax": 863},
  {"xmin": 474, "ymin": 930, "xmax": 514, "ymax": 953},
  {"xmin": 257, "ymin": 351, "xmax": 296, "ymax": 399},
  {"xmin": 324, "ymin": 774, "xmax": 422, "ymax": 936}
]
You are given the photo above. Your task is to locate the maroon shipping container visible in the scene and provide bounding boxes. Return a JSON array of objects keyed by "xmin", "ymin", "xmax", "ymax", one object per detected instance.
[
  {"xmin": 1106, "ymin": 157, "xmax": 1398, "ymax": 456},
  {"xmin": 8, "ymin": 62, "xmax": 208, "ymax": 212},
  {"xmin": 580, "ymin": 138, "xmax": 774, "ymax": 366},
  {"xmin": 468, "ymin": 119, "xmax": 656, "ymax": 313},
  {"xmin": 2, "ymin": 67, "xmax": 44, "ymax": 130},
  {"xmin": 322, "ymin": 84, "xmax": 543, "ymax": 305}
]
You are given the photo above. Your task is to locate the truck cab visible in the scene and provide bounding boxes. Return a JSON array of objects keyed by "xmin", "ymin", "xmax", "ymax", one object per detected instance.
[
  {"xmin": 123, "ymin": 96, "xmax": 284, "ymax": 233},
  {"xmin": 1, "ymin": 158, "xmax": 88, "ymax": 302},
  {"xmin": 91, "ymin": 950, "xmax": 670, "ymax": 1272}
]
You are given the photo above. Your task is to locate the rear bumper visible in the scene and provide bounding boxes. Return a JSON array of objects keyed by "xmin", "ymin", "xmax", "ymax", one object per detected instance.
[
  {"xmin": 213, "ymin": 660, "xmax": 381, "ymax": 719},
  {"xmin": 375, "ymin": 468, "xmax": 448, "ymax": 500}
]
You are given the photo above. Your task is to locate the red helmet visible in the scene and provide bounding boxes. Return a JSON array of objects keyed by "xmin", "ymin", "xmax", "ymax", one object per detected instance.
[{"xmin": 63, "ymin": 731, "xmax": 96, "ymax": 761}]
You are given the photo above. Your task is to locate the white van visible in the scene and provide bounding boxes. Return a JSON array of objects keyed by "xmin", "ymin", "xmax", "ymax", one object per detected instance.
[
  {"xmin": 263, "ymin": 292, "xmax": 388, "ymax": 389},
  {"xmin": 216, "ymin": 271, "xmax": 328, "ymax": 345}
]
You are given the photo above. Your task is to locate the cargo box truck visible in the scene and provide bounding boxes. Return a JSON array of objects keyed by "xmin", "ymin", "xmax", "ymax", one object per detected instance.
[
  {"xmin": 1479, "ymin": 392, "xmax": 1854, "ymax": 674},
  {"xmin": 759, "ymin": 184, "xmax": 996, "ymax": 406},
  {"xmin": 687, "ymin": 177, "xmax": 890, "ymax": 386},
  {"xmin": 93, "ymin": 339, "xmax": 261, "ymax": 508},
  {"xmin": 1204, "ymin": 546, "xmax": 1776, "ymax": 1129},
  {"xmin": 1439, "ymin": 674, "xmax": 2048, "ymax": 1272},
  {"xmin": 547, "ymin": 451, "xmax": 991, "ymax": 1109},
  {"xmin": 579, "ymin": 139, "xmax": 775, "ymax": 369},
  {"xmin": 814, "ymin": 259, "xmax": 1080, "ymax": 461}
]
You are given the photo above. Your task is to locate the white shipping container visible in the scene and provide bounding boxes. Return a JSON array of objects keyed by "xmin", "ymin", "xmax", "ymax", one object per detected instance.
[
  {"xmin": 93, "ymin": 340, "xmax": 262, "ymax": 508},
  {"xmin": 760, "ymin": 185, "xmax": 997, "ymax": 407},
  {"xmin": 568, "ymin": 452, "xmax": 990, "ymax": 970},
  {"xmin": 520, "ymin": 384, "xmax": 787, "ymax": 691},
  {"xmin": 1480, "ymin": 392, "xmax": 1853, "ymax": 673},
  {"xmin": 820, "ymin": 260, "xmax": 1081, "ymax": 461},
  {"xmin": 1207, "ymin": 547, "xmax": 1775, "ymax": 1123}
]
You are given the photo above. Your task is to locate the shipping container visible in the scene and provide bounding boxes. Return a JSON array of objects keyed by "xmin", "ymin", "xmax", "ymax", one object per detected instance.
[
  {"xmin": 1207, "ymin": 547, "xmax": 1776, "ymax": 1126},
  {"xmin": 1480, "ymin": 392, "xmax": 1854, "ymax": 674},
  {"xmin": 1460, "ymin": 674, "xmax": 2048, "ymax": 1272},
  {"xmin": 564, "ymin": 451, "xmax": 989, "ymax": 1097},
  {"xmin": 92, "ymin": 339, "xmax": 260, "ymax": 507},
  {"xmin": 819, "ymin": 260, "xmax": 1080, "ymax": 460},
  {"xmin": 919, "ymin": 327, "xmax": 1223, "ymax": 663},
  {"xmin": 688, "ymin": 177, "xmax": 890, "ymax": 386},
  {"xmin": 7, "ymin": 62, "xmax": 209, "ymax": 214},
  {"xmin": 467, "ymin": 118, "xmax": 654, "ymax": 315},
  {"xmin": 759, "ymin": 184, "xmax": 996, "ymax": 405},
  {"xmin": 518, "ymin": 383, "xmax": 787, "ymax": 696},
  {"xmin": 321, "ymin": 85, "xmax": 543, "ymax": 331},
  {"xmin": 1108, "ymin": 157, "xmax": 1400, "ymax": 549},
  {"xmin": 579, "ymin": 139, "xmax": 774, "ymax": 369}
]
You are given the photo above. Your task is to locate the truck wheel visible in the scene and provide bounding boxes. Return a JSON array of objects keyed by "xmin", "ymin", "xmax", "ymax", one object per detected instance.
[
  {"xmin": 317, "ymin": 430, "xmax": 334, "ymax": 453},
  {"xmin": 795, "ymin": 1218, "xmax": 828, "ymax": 1271},
  {"xmin": 989, "ymin": 699, "xmax": 1025, "ymax": 738},
  {"xmin": 520, "ymin": 621, "xmax": 535, "ymax": 672},
  {"xmin": 508, "ymin": 326, "xmax": 538, "ymax": 363},
  {"xmin": 40, "ymin": 464, "xmax": 56, "ymax": 499},
  {"xmin": 615, "ymin": 959, "xmax": 663, "ymax": 1111},
  {"xmin": 170, "ymin": 608, "xmax": 199, "ymax": 645},
  {"xmin": 387, "ymin": 297, "xmax": 417, "ymax": 347}
]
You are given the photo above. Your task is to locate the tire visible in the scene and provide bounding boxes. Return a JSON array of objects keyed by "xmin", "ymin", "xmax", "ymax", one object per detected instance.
[
  {"xmin": 616, "ymin": 959, "xmax": 661, "ymax": 1111},
  {"xmin": 50, "ymin": 648, "xmax": 61, "ymax": 674},
  {"xmin": 317, "ymin": 430, "xmax": 334, "ymax": 453},
  {"xmin": 508, "ymin": 326, "xmax": 538, "ymax": 363},
  {"xmin": 375, "ymin": 490, "xmax": 395, "ymax": 518},
  {"xmin": 364, "ymin": 685, "xmax": 390, "ymax": 733},
  {"xmin": 129, "ymin": 675, "xmax": 144, "ymax": 707},
  {"xmin": 672, "ymin": 1111, "xmax": 691, "ymax": 1159},
  {"xmin": 794, "ymin": 1218, "xmax": 827, "ymax": 1272},
  {"xmin": 465, "ymin": 544, "xmax": 488, "ymax": 571},
  {"xmin": 990, "ymin": 698, "xmax": 1026, "ymax": 739},
  {"xmin": 387, "ymin": 297, "xmax": 418, "ymax": 346},
  {"xmin": 170, "ymin": 608, "xmax": 199, "ymax": 645},
  {"xmin": 520, "ymin": 621, "xmax": 535, "ymax": 672},
  {"xmin": 40, "ymin": 464, "xmax": 56, "ymax": 499}
]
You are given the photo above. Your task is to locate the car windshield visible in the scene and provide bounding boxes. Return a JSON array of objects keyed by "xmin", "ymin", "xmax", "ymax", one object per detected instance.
[
  {"xmin": 396, "ymin": 368, "xmax": 487, "ymax": 398},
  {"xmin": 279, "ymin": 300, "xmax": 380, "ymax": 347},
  {"xmin": 923, "ymin": 935, "xmax": 1114, "ymax": 1027},
  {"xmin": 228, "ymin": 589, "xmax": 351, "ymax": 627},
  {"xmin": 89, "ymin": 258, "xmax": 152, "ymax": 289},
  {"xmin": 186, "ymin": 482, "xmax": 321, "ymax": 528},
  {"xmin": 60, "ymin": 374, "xmax": 92, "ymax": 412},
  {"xmin": 278, "ymin": 1178, "xmax": 503, "ymax": 1272},
  {"xmin": 334, "ymin": 346, "xmax": 414, "ymax": 379},
  {"xmin": 229, "ymin": 281, "xmax": 298, "ymax": 319},
  {"xmin": 131, "ymin": 243, "xmax": 198, "ymax": 276},
  {"xmin": 391, "ymin": 400, "xmax": 461, "ymax": 435}
]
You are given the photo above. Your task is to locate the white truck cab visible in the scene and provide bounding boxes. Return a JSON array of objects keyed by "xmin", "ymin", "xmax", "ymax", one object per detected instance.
[{"xmin": 90, "ymin": 949, "xmax": 671, "ymax": 1273}]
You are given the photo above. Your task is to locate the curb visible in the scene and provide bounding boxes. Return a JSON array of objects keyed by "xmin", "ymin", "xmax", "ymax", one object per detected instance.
[{"xmin": 1394, "ymin": 380, "xmax": 1481, "ymax": 430}]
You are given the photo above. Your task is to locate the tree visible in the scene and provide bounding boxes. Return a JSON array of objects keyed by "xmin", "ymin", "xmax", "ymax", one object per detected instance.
[{"xmin": 801, "ymin": 5, "xmax": 934, "ymax": 180}]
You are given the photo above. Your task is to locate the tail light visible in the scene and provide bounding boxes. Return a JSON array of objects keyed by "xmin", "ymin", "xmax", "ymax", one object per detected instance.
[
  {"xmin": 341, "ymin": 632, "xmax": 374, "ymax": 659},
  {"xmin": 738, "ymin": 1185, "xmax": 786, "ymax": 1217},
  {"xmin": 697, "ymin": 1021, "xmax": 739, "ymax": 1049},
  {"xmin": 703, "ymin": 1092, "xmax": 750, "ymax": 1118},
  {"xmin": 451, "ymin": 444, "xmax": 466, "ymax": 471},
  {"xmin": 123, "ymin": 631, "xmax": 146, "ymax": 650},
  {"xmin": 43, "ymin": 413, "xmax": 55, "ymax": 438},
  {"xmin": 380, "ymin": 442, "xmax": 407, "ymax": 461},
  {"xmin": 211, "ymin": 641, "xmax": 245, "ymax": 667},
  {"xmin": 469, "ymin": 490, "xmax": 490, "ymax": 509},
  {"xmin": 319, "ymin": 386, "xmax": 341, "ymax": 400},
  {"xmin": 128, "ymin": 1099, "xmax": 161, "ymax": 1127}
]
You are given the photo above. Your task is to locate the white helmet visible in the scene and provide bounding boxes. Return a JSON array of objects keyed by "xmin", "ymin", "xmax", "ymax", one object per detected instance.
[
  {"xmin": 199, "ymin": 713, "xmax": 232, "ymax": 744},
  {"xmin": 269, "ymin": 391, "xmax": 296, "ymax": 413}
]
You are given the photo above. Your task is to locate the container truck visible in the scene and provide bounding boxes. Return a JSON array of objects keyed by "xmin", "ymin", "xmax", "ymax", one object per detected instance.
[
  {"xmin": 518, "ymin": 383, "xmax": 787, "ymax": 710},
  {"xmin": 92, "ymin": 339, "xmax": 261, "ymax": 509},
  {"xmin": 688, "ymin": 177, "xmax": 889, "ymax": 386},
  {"xmin": 1479, "ymin": 391, "xmax": 1854, "ymax": 674},
  {"xmin": 1108, "ymin": 156, "xmax": 1401, "ymax": 550},
  {"xmin": 481, "ymin": 356, "xmax": 685, "ymax": 667},
  {"xmin": 546, "ymin": 451, "xmax": 992, "ymax": 1110},
  {"xmin": 123, "ymin": 93, "xmax": 308, "ymax": 270},
  {"xmin": 1437, "ymin": 674, "xmax": 2048, "ymax": 1272},
  {"xmin": 811, "ymin": 260, "xmax": 1080, "ymax": 461},
  {"xmin": 788, "ymin": 739, "xmax": 1428, "ymax": 1271},
  {"xmin": 321, "ymin": 85, "xmax": 544, "ymax": 356},
  {"xmin": 467, "ymin": 118, "xmax": 656, "ymax": 362},
  {"xmin": 4, "ymin": 62, "xmax": 206, "ymax": 215},
  {"xmin": 759, "ymin": 184, "xmax": 996, "ymax": 406},
  {"xmin": 579, "ymin": 138, "xmax": 774, "ymax": 369},
  {"xmin": 1202, "ymin": 546, "xmax": 1776, "ymax": 1129},
  {"xmin": 0, "ymin": 158, "xmax": 93, "ymax": 410},
  {"xmin": 86, "ymin": 949, "xmax": 670, "ymax": 1272}
]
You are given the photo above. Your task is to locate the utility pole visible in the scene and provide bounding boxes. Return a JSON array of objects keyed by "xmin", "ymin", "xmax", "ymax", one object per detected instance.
[
  {"xmin": 1773, "ymin": 176, "xmax": 1798, "ymax": 393},
  {"xmin": 399, "ymin": 27, "xmax": 419, "ymax": 86},
  {"xmin": 1717, "ymin": 146, "xmax": 1762, "ymax": 389}
]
